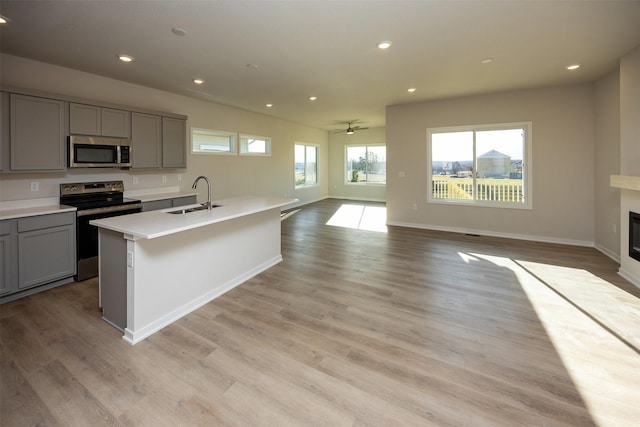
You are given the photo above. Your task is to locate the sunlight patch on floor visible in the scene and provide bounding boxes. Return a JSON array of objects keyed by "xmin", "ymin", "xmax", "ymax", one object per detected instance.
[
  {"xmin": 466, "ymin": 251, "xmax": 640, "ymax": 426},
  {"xmin": 326, "ymin": 204, "xmax": 387, "ymax": 232}
]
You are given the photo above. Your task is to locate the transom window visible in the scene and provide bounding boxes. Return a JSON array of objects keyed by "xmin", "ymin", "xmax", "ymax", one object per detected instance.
[
  {"xmin": 240, "ymin": 134, "xmax": 271, "ymax": 156},
  {"xmin": 427, "ymin": 122, "xmax": 532, "ymax": 209},
  {"xmin": 346, "ymin": 145, "xmax": 386, "ymax": 184},
  {"xmin": 191, "ymin": 128, "xmax": 236, "ymax": 155},
  {"xmin": 294, "ymin": 143, "xmax": 318, "ymax": 187}
]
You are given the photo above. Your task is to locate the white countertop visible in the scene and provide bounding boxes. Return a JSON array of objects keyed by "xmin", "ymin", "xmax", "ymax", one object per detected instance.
[
  {"xmin": 90, "ymin": 196, "xmax": 297, "ymax": 240},
  {"xmin": 0, "ymin": 204, "xmax": 77, "ymax": 221}
]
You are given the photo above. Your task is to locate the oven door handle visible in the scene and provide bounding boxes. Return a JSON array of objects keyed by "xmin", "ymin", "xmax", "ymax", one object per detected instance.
[{"xmin": 77, "ymin": 203, "xmax": 142, "ymax": 217}]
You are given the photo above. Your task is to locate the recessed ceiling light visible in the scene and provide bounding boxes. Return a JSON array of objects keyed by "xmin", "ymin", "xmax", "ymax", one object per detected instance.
[
  {"xmin": 377, "ymin": 41, "xmax": 392, "ymax": 49},
  {"xmin": 171, "ymin": 27, "xmax": 187, "ymax": 36},
  {"xmin": 193, "ymin": 79, "xmax": 204, "ymax": 85},
  {"xmin": 481, "ymin": 58, "xmax": 494, "ymax": 64},
  {"xmin": 407, "ymin": 88, "xmax": 416, "ymax": 93},
  {"xmin": 266, "ymin": 103, "xmax": 273, "ymax": 108},
  {"xmin": 309, "ymin": 96, "xmax": 317, "ymax": 101},
  {"xmin": 566, "ymin": 64, "xmax": 581, "ymax": 70},
  {"xmin": 117, "ymin": 55, "xmax": 134, "ymax": 63},
  {"xmin": 246, "ymin": 63, "xmax": 259, "ymax": 70},
  {"xmin": 0, "ymin": 15, "xmax": 9, "ymax": 24}
]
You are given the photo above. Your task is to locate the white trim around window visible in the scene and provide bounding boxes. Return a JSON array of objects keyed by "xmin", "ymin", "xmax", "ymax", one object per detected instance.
[
  {"xmin": 191, "ymin": 127, "xmax": 237, "ymax": 155},
  {"xmin": 426, "ymin": 122, "xmax": 532, "ymax": 209}
]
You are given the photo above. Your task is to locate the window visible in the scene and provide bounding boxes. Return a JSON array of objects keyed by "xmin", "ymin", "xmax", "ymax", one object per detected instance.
[
  {"xmin": 427, "ymin": 122, "xmax": 532, "ymax": 208},
  {"xmin": 191, "ymin": 128, "xmax": 236, "ymax": 155},
  {"xmin": 346, "ymin": 145, "xmax": 386, "ymax": 184},
  {"xmin": 294, "ymin": 143, "xmax": 318, "ymax": 187},
  {"xmin": 240, "ymin": 133, "xmax": 271, "ymax": 156}
]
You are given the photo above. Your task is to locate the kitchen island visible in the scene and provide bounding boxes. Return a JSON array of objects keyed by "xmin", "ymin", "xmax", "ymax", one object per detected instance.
[{"xmin": 90, "ymin": 196, "xmax": 296, "ymax": 345}]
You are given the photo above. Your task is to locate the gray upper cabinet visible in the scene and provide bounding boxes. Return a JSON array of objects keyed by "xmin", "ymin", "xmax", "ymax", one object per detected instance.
[
  {"xmin": 10, "ymin": 94, "xmax": 66, "ymax": 171},
  {"xmin": 70, "ymin": 103, "xmax": 130, "ymax": 138},
  {"xmin": 102, "ymin": 107, "xmax": 130, "ymax": 138},
  {"xmin": 0, "ymin": 92, "xmax": 10, "ymax": 171},
  {"xmin": 131, "ymin": 112, "xmax": 162, "ymax": 169},
  {"xmin": 162, "ymin": 117, "xmax": 186, "ymax": 168}
]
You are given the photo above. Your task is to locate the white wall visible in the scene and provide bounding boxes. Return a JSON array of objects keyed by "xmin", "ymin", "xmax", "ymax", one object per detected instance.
[
  {"xmin": 386, "ymin": 83, "xmax": 596, "ymax": 245},
  {"xmin": 0, "ymin": 54, "xmax": 329, "ymax": 206},
  {"xmin": 618, "ymin": 45, "xmax": 640, "ymax": 286},
  {"xmin": 593, "ymin": 69, "xmax": 621, "ymax": 260},
  {"xmin": 328, "ymin": 127, "xmax": 386, "ymax": 201}
]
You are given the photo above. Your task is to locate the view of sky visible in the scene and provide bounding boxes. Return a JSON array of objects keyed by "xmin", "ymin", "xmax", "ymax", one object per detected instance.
[{"xmin": 431, "ymin": 129, "xmax": 524, "ymax": 162}]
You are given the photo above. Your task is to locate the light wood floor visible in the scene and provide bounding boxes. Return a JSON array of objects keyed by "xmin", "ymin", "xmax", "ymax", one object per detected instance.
[{"xmin": 2, "ymin": 198, "xmax": 639, "ymax": 426}]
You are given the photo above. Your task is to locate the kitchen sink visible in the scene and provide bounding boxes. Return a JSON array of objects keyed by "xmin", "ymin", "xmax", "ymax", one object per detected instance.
[{"xmin": 166, "ymin": 204, "xmax": 223, "ymax": 214}]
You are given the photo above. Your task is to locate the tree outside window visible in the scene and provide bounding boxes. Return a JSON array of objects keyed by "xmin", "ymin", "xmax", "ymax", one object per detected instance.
[{"xmin": 346, "ymin": 145, "xmax": 386, "ymax": 184}]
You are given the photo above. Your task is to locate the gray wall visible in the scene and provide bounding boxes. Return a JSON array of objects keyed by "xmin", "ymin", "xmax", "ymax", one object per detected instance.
[
  {"xmin": 593, "ymin": 69, "xmax": 621, "ymax": 260},
  {"xmin": 386, "ymin": 83, "xmax": 596, "ymax": 245}
]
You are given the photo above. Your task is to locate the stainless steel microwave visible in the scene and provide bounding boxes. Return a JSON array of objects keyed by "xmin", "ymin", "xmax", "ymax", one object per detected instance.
[{"xmin": 68, "ymin": 135, "xmax": 132, "ymax": 168}]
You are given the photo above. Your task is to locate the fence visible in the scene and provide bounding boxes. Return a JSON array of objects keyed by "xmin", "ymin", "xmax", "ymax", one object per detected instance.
[{"xmin": 432, "ymin": 176, "xmax": 524, "ymax": 203}]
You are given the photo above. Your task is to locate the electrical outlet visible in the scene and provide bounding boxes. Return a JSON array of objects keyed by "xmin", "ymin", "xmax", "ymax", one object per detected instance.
[
  {"xmin": 133, "ymin": 176, "xmax": 139, "ymax": 185},
  {"xmin": 30, "ymin": 182, "xmax": 39, "ymax": 192},
  {"xmin": 412, "ymin": 203, "xmax": 418, "ymax": 210},
  {"xmin": 612, "ymin": 224, "xmax": 617, "ymax": 234},
  {"xmin": 399, "ymin": 171, "xmax": 406, "ymax": 177},
  {"xmin": 177, "ymin": 174, "xmax": 182, "ymax": 182},
  {"xmin": 162, "ymin": 175, "xmax": 167, "ymax": 183},
  {"xmin": 127, "ymin": 251, "xmax": 134, "ymax": 268}
]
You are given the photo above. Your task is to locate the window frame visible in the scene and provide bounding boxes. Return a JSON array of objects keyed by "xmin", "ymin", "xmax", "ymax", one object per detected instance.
[
  {"xmin": 239, "ymin": 133, "xmax": 272, "ymax": 156},
  {"xmin": 345, "ymin": 144, "xmax": 387, "ymax": 186},
  {"xmin": 426, "ymin": 121, "xmax": 532, "ymax": 209},
  {"xmin": 294, "ymin": 143, "xmax": 319, "ymax": 188},
  {"xmin": 191, "ymin": 127, "xmax": 237, "ymax": 155}
]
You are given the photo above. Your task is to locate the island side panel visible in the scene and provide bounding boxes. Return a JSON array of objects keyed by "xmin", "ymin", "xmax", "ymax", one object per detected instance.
[
  {"xmin": 98, "ymin": 228, "xmax": 128, "ymax": 330},
  {"xmin": 124, "ymin": 208, "xmax": 281, "ymax": 344}
]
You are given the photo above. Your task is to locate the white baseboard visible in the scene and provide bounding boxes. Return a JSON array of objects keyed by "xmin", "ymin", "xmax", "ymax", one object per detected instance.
[
  {"xmin": 618, "ymin": 268, "xmax": 640, "ymax": 290},
  {"xmin": 328, "ymin": 196, "xmax": 387, "ymax": 203},
  {"xmin": 122, "ymin": 255, "xmax": 283, "ymax": 345},
  {"xmin": 386, "ymin": 220, "xmax": 594, "ymax": 248},
  {"xmin": 594, "ymin": 243, "xmax": 620, "ymax": 263}
]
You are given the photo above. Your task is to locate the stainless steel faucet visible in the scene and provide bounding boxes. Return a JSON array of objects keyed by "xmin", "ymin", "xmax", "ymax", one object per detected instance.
[{"xmin": 192, "ymin": 176, "xmax": 212, "ymax": 210}]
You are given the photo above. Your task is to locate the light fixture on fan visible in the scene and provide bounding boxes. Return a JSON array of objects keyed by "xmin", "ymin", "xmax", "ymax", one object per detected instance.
[{"xmin": 346, "ymin": 125, "xmax": 354, "ymax": 135}]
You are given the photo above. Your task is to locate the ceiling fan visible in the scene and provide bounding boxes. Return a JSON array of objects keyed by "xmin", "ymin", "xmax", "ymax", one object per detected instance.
[{"xmin": 333, "ymin": 121, "xmax": 368, "ymax": 134}]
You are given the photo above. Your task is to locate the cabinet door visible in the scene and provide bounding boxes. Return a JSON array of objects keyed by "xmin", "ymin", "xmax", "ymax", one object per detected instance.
[
  {"xmin": 0, "ymin": 92, "xmax": 9, "ymax": 171},
  {"xmin": 172, "ymin": 195, "xmax": 197, "ymax": 207},
  {"xmin": 18, "ymin": 224, "xmax": 76, "ymax": 290},
  {"xmin": 10, "ymin": 94, "xmax": 66, "ymax": 171},
  {"xmin": 131, "ymin": 112, "xmax": 162, "ymax": 169},
  {"xmin": 141, "ymin": 199, "xmax": 172, "ymax": 212},
  {"xmin": 70, "ymin": 103, "xmax": 101, "ymax": 135},
  {"xmin": 0, "ymin": 220, "xmax": 18, "ymax": 295},
  {"xmin": 102, "ymin": 108, "xmax": 130, "ymax": 138},
  {"xmin": 162, "ymin": 117, "xmax": 186, "ymax": 168}
]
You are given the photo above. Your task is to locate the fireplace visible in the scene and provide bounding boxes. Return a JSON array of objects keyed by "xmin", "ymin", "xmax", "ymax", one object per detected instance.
[{"xmin": 630, "ymin": 211, "xmax": 640, "ymax": 262}]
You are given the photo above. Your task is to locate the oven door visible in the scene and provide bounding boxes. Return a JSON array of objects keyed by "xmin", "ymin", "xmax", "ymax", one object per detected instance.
[{"xmin": 76, "ymin": 205, "xmax": 141, "ymax": 280}]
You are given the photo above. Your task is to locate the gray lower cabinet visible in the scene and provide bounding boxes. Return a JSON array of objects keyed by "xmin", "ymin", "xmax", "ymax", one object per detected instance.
[
  {"xmin": 10, "ymin": 93, "xmax": 67, "ymax": 171},
  {"xmin": 0, "ymin": 220, "xmax": 18, "ymax": 295},
  {"xmin": 70, "ymin": 103, "xmax": 131, "ymax": 138},
  {"xmin": 141, "ymin": 195, "xmax": 197, "ymax": 212},
  {"xmin": 0, "ymin": 212, "xmax": 76, "ymax": 298},
  {"xmin": 162, "ymin": 117, "xmax": 186, "ymax": 168}
]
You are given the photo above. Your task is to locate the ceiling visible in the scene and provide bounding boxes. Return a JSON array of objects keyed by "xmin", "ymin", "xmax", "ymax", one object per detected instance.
[{"xmin": 1, "ymin": 1, "xmax": 639, "ymax": 131}]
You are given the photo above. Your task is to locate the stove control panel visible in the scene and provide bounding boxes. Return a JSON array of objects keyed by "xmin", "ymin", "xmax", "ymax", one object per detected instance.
[{"xmin": 60, "ymin": 181, "xmax": 125, "ymax": 196}]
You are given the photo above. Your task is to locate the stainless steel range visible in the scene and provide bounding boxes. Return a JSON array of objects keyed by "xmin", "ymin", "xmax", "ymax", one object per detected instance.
[{"xmin": 60, "ymin": 181, "xmax": 141, "ymax": 280}]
